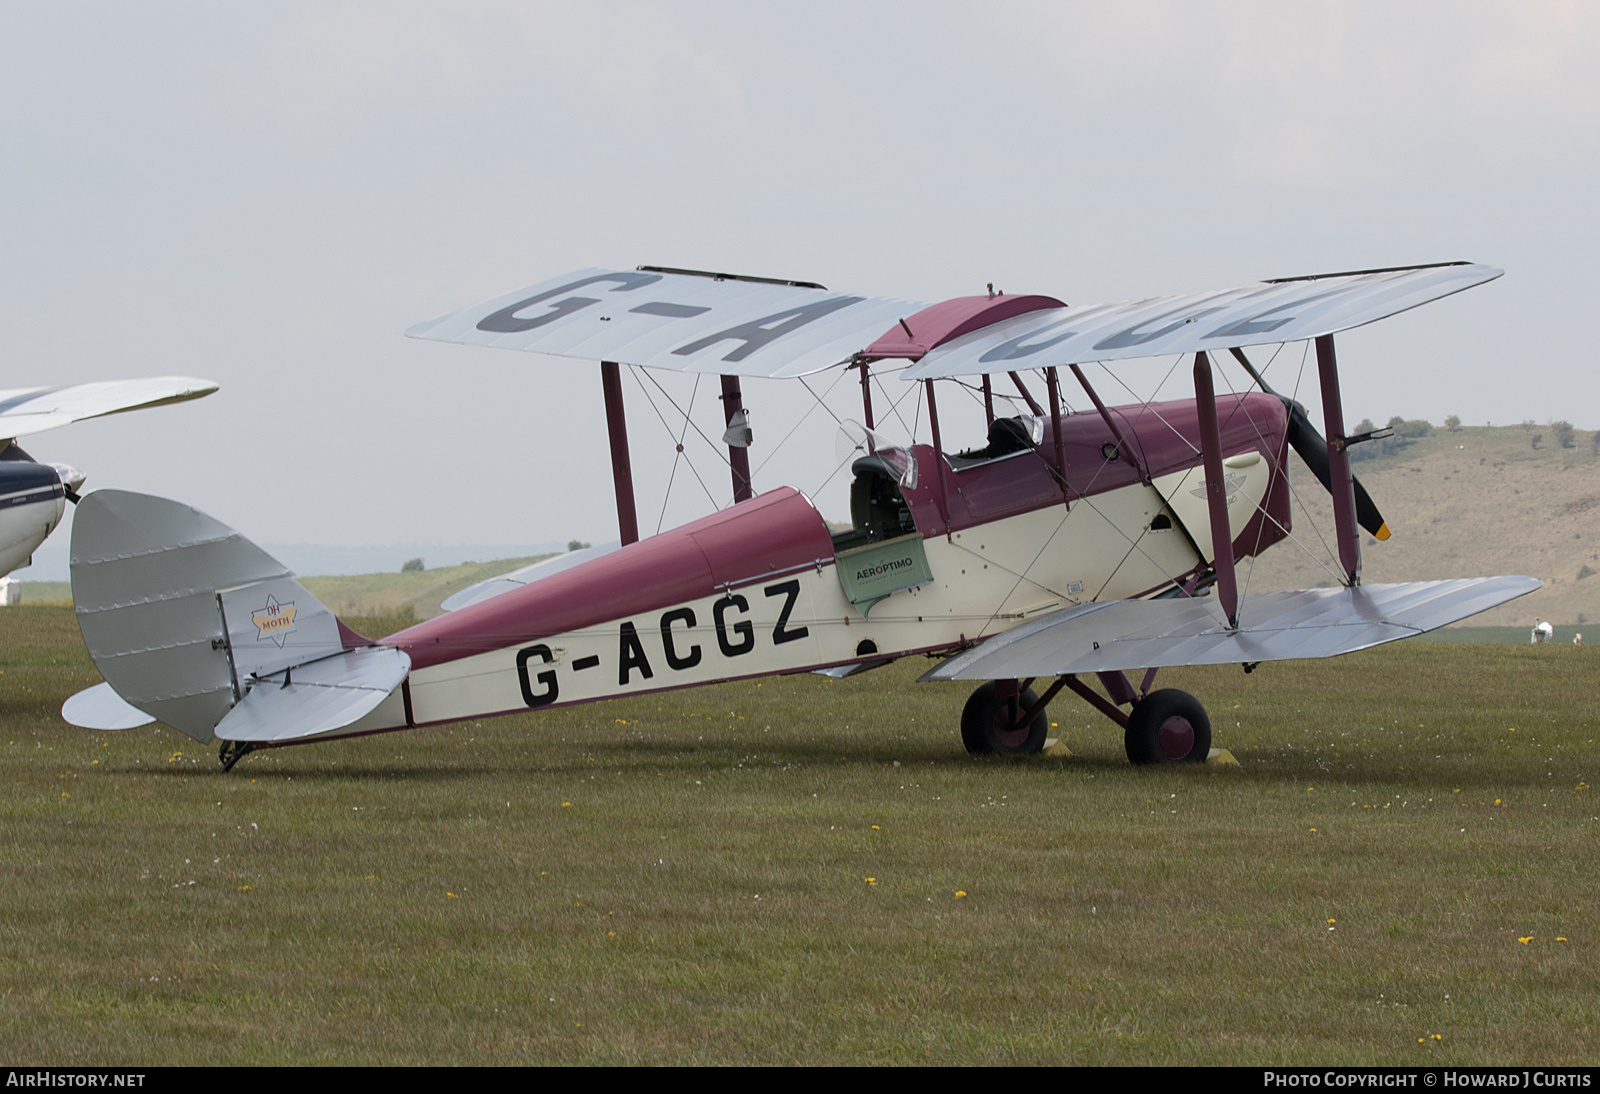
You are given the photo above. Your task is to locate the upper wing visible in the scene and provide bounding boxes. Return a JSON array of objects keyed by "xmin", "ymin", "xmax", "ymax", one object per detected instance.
[
  {"xmin": 0, "ymin": 377, "xmax": 219, "ymax": 443},
  {"xmin": 903, "ymin": 263, "xmax": 1502, "ymax": 378},
  {"xmin": 921, "ymin": 577, "xmax": 1541, "ymax": 681},
  {"xmin": 406, "ymin": 267, "xmax": 923, "ymax": 378},
  {"xmin": 406, "ymin": 262, "xmax": 1500, "ymax": 380}
]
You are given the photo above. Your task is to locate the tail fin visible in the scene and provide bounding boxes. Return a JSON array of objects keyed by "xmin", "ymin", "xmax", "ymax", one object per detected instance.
[{"xmin": 66, "ymin": 490, "xmax": 408, "ymax": 743}]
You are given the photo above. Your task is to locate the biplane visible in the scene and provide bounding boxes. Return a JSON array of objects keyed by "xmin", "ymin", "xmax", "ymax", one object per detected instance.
[
  {"xmin": 61, "ymin": 263, "xmax": 1538, "ymax": 771},
  {"xmin": 0, "ymin": 377, "xmax": 217, "ymax": 580}
]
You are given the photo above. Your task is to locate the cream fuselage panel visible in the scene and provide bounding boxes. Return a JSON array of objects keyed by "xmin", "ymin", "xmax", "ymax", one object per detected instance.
[
  {"xmin": 1150, "ymin": 448, "xmax": 1275, "ymax": 559},
  {"xmin": 338, "ymin": 478, "xmax": 1204, "ymax": 739}
]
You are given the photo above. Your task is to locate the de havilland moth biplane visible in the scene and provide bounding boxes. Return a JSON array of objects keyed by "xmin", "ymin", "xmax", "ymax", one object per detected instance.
[{"xmin": 62, "ymin": 262, "xmax": 1538, "ymax": 771}]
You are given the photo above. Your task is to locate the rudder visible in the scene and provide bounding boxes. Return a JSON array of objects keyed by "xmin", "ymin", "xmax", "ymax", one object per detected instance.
[{"xmin": 67, "ymin": 490, "xmax": 408, "ymax": 744}]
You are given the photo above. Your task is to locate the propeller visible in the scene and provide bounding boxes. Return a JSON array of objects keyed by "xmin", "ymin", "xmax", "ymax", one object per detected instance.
[{"xmin": 1228, "ymin": 348, "xmax": 1391, "ymax": 541}]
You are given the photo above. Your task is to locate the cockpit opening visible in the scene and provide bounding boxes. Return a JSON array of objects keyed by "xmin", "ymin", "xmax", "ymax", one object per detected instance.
[
  {"xmin": 831, "ymin": 454, "xmax": 918, "ymax": 552},
  {"xmin": 948, "ymin": 415, "xmax": 1040, "ymax": 471}
]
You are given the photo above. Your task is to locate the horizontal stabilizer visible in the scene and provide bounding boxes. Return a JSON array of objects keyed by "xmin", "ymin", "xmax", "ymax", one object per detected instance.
[
  {"xmin": 922, "ymin": 577, "xmax": 1542, "ymax": 681},
  {"xmin": 215, "ymin": 646, "xmax": 411, "ymax": 743},
  {"xmin": 61, "ymin": 682, "xmax": 157, "ymax": 730}
]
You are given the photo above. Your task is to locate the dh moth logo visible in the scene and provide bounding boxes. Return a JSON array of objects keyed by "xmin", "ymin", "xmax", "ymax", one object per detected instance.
[
  {"xmin": 1189, "ymin": 471, "xmax": 1246, "ymax": 506},
  {"xmin": 251, "ymin": 594, "xmax": 298, "ymax": 647}
]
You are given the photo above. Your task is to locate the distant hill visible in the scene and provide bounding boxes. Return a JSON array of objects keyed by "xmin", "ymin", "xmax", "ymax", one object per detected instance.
[
  {"xmin": 297, "ymin": 556, "xmax": 555, "ymax": 619},
  {"xmin": 1244, "ymin": 421, "xmax": 1600, "ymax": 632}
]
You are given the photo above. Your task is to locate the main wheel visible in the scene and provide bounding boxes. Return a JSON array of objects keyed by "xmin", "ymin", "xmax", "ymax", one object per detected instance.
[
  {"xmin": 960, "ymin": 682, "xmax": 1049, "ymax": 755},
  {"xmin": 1124, "ymin": 688, "xmax": 1211, "ymax": 764}
]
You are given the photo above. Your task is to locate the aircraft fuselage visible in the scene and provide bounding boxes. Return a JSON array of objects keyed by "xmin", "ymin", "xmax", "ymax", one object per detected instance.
[
  {"xmin": 335, "ymin": 393, "xmax": 1290, "ymax": 739},
  {"xmin": 0, "ymin": 459, "xmax": 67, "ymax": 577}
]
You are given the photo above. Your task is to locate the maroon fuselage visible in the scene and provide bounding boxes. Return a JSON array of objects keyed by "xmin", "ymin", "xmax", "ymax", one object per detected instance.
[{"xmin": 382, "ymin": 393, "xmax": 1290, "ymax": 673}]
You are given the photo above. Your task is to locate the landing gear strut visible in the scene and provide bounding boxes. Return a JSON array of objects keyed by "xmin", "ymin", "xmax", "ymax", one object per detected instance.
[
  {"xmin": 960, "ymin": 681, "xmax": 1049, "ymax": 755},
  {"xmin": 218, "ymin": 740, "xmax": 257, "ymax": 772},
  {"xmin": 1124, "ymin": 689, "xmax": 1211, "ymax": 764}
]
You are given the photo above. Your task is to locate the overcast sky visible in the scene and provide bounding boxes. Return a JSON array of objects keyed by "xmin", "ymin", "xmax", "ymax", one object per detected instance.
[{"xmin": 4, "ymin": 1, "xmax": 1597, "ymax": 578}]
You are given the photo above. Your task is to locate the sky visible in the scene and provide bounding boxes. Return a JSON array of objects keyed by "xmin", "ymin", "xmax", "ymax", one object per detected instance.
[{"xmin": 3, "ymin": 1, "xmax": 1597, "ymax": 579}]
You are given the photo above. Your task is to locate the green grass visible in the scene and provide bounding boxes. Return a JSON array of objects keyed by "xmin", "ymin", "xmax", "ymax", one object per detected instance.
[
  {"xmin": 1410, "ymin": 626, "xmax": 1582, "ymax": 644},
  {"xmin": 0, "ymin": 606, "xmax": 1594, "ymax": 1064}
]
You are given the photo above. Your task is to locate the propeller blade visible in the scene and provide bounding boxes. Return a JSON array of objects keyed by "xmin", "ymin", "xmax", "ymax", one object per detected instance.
[
  {"xmin": 1284, "ymin": 404, "xmax": 1390, "ymax": 540},
  {"xmin": 1228, "ymin": 347, "xmax": 1390, "ymax": 541}
]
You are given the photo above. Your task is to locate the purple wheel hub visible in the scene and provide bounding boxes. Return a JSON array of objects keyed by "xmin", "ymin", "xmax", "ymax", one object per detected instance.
[
  {"xmin": 993, "ymin": 707, "xmax": 1031, "ymax": 750},
  {"xmin": 1158, "ymin": 716, "xmax": 1195, "ymax": 760}
]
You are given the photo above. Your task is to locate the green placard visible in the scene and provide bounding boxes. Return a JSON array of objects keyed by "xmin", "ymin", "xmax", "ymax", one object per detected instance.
[{"xmin": 836, "ymin": 534, "xmax": 934, "ymax": 615}]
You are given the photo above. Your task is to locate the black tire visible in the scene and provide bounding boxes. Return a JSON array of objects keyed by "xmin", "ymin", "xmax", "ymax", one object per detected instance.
[
  {"xmin": 960, "ymin": 682, "xmax": 1049, "ymax": 755},
  {"xmin": 1124, "ymin": 688, "xmax": 1211, "ymax": 765}
]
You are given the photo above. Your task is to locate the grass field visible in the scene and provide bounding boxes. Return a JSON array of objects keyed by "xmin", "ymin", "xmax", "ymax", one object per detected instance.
[{"xmin": 1, "ymin": 605, "xmax": 1594, "ymax": 1065}]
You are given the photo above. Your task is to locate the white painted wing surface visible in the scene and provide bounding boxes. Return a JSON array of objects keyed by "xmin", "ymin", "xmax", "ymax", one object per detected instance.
[
  {"xmin": 0, "ymin": 377, "xmax": 219, "ymax": 442},
  {"xmin": 904, "ymin": 263, "xmax": 1502, "ymax": 378},
  {"xmin": 406, "ymin": 268, "xmax": 924, "ymax": 378},
  {"xmin": 921, "ymin": 577, "xmax": 1541, "ymax": 681},
  {"xmin": 439, "ymin": 541, "xmax": 622, "ymax": 612}
]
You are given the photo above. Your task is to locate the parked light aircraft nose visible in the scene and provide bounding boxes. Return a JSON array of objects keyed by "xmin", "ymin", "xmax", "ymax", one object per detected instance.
[{"xmin": 0, "ymin": 377, "xmax": 217, "ymax": 581}]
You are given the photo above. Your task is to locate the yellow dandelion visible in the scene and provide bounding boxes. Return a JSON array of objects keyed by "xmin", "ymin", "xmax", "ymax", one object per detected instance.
[
  {"xmin": 1518, "ymin": 935, "xmax": 1534, "ymax": 944},
  {"xmin": 870, "ymin": 824, "xmax": 880, "ymax": 830},
  {"xmin": 561, "ymin": 802, "xmax": 571, "ymax": 807},
  {"xmin": 447, "ymin": 892, "xmax": 459, "ymax": 899},
  {"xmin": 955, "ymin": 890, "xmax": 967, "ymax": 898},
  {"xmin": 865, "ymin": 877, "xmax": 877, "ymax": 886}
]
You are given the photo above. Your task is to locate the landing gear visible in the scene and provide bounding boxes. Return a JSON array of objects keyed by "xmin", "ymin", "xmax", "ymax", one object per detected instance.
[
  {"xmin": 218, "ymin": 740, "xmax": 257, "ymax": 772},
  {"xmin": 1124, "ymin": 689, "xmax": 1211, "ymax": 764},
  {"xmin": 961, "ymin": 681, "xmax": 1049, "ymax": 755}
]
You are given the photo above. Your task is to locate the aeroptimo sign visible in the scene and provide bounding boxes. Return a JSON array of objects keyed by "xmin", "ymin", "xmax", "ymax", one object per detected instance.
[{"xmin": 836, "ymin": 534, "xmax": 933, "ymax": 613}]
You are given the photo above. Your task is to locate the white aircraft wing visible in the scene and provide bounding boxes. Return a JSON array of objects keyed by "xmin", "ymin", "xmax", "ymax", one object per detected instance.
[
  {"xmin": 406, "ymin": 267, "xmax": 925, "ymax": 378},
  {"xmin": 903, "ymin": 262, "xmax": 1502, "ymax": 378},
  {"xmin": 921, "ymin": 577, "xmax": 1541, "ymax": 681},
  {"xmin": 439, "ymin": 541, "xmax": 622, "ymax": 612},
  {"xmin": 0, "ymin": 377, "xmax": 219, "ymax": 444}
]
